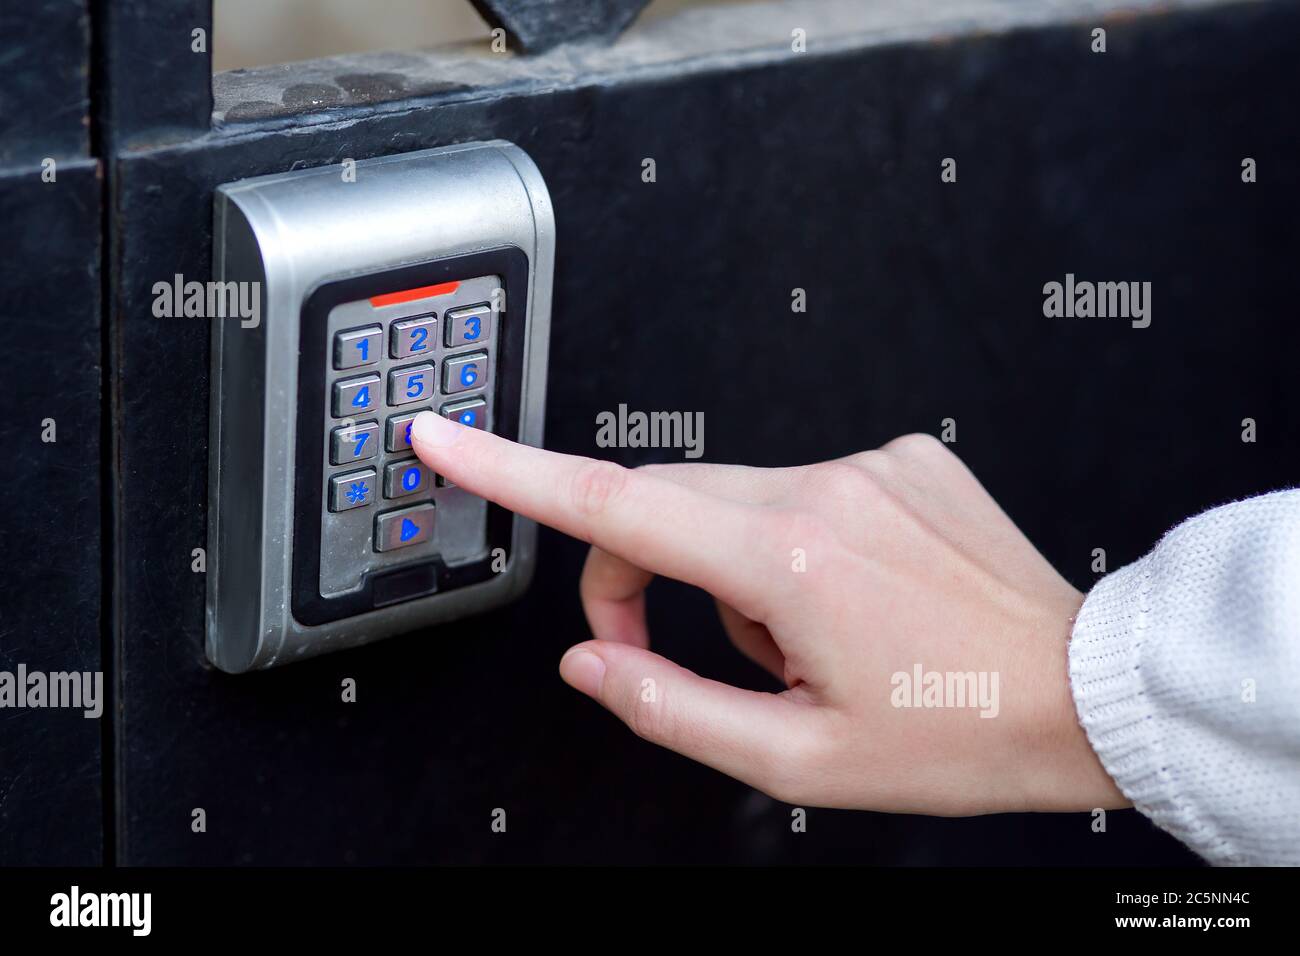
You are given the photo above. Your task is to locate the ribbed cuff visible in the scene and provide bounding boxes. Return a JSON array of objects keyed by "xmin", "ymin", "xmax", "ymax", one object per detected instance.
[{"xmin": 1068, "ymin": 557, "xmax": 1232, "ymax": 863}]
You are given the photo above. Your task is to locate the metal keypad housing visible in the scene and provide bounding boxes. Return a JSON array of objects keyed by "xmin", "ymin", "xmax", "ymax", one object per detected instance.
[{"xmin": 207, "ymin": 142, "xmax": 554, "ymax": 673}]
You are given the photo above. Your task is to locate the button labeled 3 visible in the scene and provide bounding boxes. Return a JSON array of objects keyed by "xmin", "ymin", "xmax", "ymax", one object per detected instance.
[
  {"xmin": 375, "ymin": 503, "xmax": 435, "ymax": 551},
  {"xmin": 445, "ymin": 304, "xmax": 491, "ymax": 348}
]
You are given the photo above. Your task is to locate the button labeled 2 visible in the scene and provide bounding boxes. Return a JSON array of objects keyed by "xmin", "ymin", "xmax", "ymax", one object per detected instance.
[
  {"xmin": 390, "ymin": 314, "xmax": 436, "ymax": 358},
  {"xmin": 442, "ymin": 351, "xmax": 488, "ymax": 394},
  {"xmin": 375, "ymin": 503, "xmax": 435, "ymax": 551}
]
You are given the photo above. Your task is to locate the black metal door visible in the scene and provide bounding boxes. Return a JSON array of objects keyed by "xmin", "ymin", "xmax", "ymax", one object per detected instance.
[{"xmin": 4, "ymin": 0, "xmax": 1298, "ymax": 865}]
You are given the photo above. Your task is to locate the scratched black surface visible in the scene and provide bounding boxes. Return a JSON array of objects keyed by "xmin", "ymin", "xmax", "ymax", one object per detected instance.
[
  {"xmin": 0, "ymin": 162, "xmax": 103, "ymax": 865},
  {"xmin": 104, "ymin": 5, "xmax": 1299, "ymax": 864}
]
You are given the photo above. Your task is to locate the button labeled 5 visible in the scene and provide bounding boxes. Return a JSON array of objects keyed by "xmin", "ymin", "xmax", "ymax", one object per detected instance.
[{"xmin": 388, "ymin": 363, "xmax": 435, "ymax": 406}]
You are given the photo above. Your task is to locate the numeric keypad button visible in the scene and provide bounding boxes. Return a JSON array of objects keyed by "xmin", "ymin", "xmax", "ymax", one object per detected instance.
[
  {"xmin": 390, "ymin": 314, "xmax": 436, "ymax": 359},
  {"xmin": 328, "ymin": 468, "xmax": 377, "ymax": 512},
  {"xmin": 442, "ymin": 351, "xmax": 488, "ymax": 395},
  {"xmin": 329, "ymin": 420, "xmax": 379, "ymax": 464},
  {"xmin": 375, "ymin": 503, "xmax": 436, "ymax": 551},
  {"xmin": 332, "ymin": 373, "xmax": 380, "ymax": 417},
  {"xmin": 445, "ymin": 304, "xmax": 491, "ymax": 348},
  {"xmin": 388, "ymin": 362, "xmax": 436, "ymax": 406},
  {"xmin": 333, "ymin": 325, "xmax": 382, "ymax": 369}
]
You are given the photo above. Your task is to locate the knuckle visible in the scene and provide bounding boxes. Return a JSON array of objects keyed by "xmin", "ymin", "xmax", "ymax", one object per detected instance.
[
  {"xmin": 625, "ymin": 687, "xmax": 673, "ymax": 744},
  {"xmin": 569, "ymin": 459, "xmax": 630, "ymax": 520},
  {"xmin": 758, "ymin": 725, "xmax": 829, "ymax": 805},
  {"xmin": 807, "ymin": 461, "xmax": 886, "ymax": 507},
  {"xmin": 883, "ymin": 431, "xmax": 947, "ymax": 459}
]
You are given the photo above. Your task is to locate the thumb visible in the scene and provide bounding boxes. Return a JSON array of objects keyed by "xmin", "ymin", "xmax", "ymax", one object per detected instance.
[{"xmin": 559, "ymin": 640, "xmax": 820, "ymax": 802}]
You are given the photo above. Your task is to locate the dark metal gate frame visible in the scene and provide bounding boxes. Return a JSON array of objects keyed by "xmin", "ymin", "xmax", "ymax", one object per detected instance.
[{"xmin": 4, "ymin": 0, "xmax": 1298, "ymax": 865}]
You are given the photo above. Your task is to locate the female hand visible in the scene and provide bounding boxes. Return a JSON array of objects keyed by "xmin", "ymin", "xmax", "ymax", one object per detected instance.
[{"xmin": 411, "ymin": 413, "xmax": 1126, "ymax": 815}]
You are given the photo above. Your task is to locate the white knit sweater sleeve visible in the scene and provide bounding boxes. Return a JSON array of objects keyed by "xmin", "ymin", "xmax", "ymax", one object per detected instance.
[{"xmin": 1068, "ymin": 488, "xmax": 1300, "ymax": 866}]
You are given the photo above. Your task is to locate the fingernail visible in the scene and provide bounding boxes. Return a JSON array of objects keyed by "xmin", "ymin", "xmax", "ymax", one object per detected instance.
[
  {"xmin": 559, "ymin": 648, "xmax": 606, "ymax": 697},
  {"xmin": 411, "ymin": 410, "xmax": 461, "ymax": 448}
]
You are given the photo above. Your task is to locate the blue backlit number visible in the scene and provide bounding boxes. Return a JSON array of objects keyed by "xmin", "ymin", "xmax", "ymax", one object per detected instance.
[
  {"xmin": 403, "ymin": 422, "xmax": 413, "ymax": 446},
  {"xmin": 352, "ymin": 431, "xmax": 369, "ymax": 458},
  {"xmin": 356, "ymin": 337, "xmax": 370, "ymax": 362},
  {"xmin": 402, "ymin": 466, "xmax": 421, "ymax": 492},
  {"xmin": 410, "ymin": 326, "xmax": 428, "ymax": 352},
  {"xmin": 405, "ymin": 372, "xmax": 425, "ymax": 399},
  {"xmin": 464, "ymin": 316, "xmax": 481, "ymax": 341},
  {"xmin": 459, "ymin": 362, "xmax": 478, "ymax": 388},
  {"xmin": 351, "ymin": 385, "xmax": 370, "ymax": 409}
]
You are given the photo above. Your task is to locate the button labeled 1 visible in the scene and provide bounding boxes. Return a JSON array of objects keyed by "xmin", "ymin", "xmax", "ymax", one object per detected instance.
[
  {"xmin": 375, "ymin": 503, "xmax": 435, "ymax": 551},
  {"xmin": 442, "ymin": 351, "xmax": 488, "ymax": 394},
  {"xmin": 334, "ymin": 325, "xmax": 382, "ymax": 369}
]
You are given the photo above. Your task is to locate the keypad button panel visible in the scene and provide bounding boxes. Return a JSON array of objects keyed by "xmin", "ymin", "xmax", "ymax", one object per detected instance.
[{"xmin": 317, "ymin": 273, "xmax": 501, "ymax": 597}]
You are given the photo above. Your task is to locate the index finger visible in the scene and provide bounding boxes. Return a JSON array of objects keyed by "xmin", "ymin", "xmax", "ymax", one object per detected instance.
[{"xmin": 409, "ymin": 411, "xmax": 772, "ymax": 616}]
